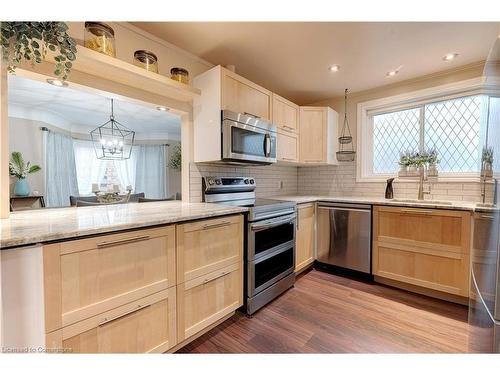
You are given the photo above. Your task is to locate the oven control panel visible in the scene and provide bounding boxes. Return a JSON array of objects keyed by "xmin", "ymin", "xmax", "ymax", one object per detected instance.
[{"xmin": 204, "ymin": 176, "xmax": 256, "ymax": 191}]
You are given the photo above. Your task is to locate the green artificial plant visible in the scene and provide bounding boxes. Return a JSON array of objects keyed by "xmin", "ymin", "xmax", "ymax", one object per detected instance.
[
  {"xmin": 1, "ymin": 22, "xmax": 77, "ymax": 80},
  {"xmin": 9, "ymin": 151, "xmax": 41, "ymax": 179}
]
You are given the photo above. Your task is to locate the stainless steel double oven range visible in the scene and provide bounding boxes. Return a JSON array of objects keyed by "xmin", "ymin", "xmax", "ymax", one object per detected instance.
[{"xmin": 203, "ymin": 176, "xmax": 296, "ymax": 315}]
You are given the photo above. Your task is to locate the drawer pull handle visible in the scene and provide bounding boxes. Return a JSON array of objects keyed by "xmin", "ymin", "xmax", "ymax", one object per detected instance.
[
  {"xmin": 283, "ymin": 125, "xmax": 295, "ymax": 130},
  {"xmin": 281, "ymin": 157, "xmax": 296, "ymax": 161},
  {"xmin": 203, "ymin": 271, "xmax": 229, "ymax": 284},
  {"xmin": 202, "ymin": 221, "xmax": 231, "ymax": 230},
  {"xmin": 480, "ymin": 215, "xmax": 495, "ymax": 220},
  {"xmin": 97, "ymin": 235, "xmax": 151, "ymax": 248},
  {"xmin": 400, "ymin": 209, "xmax": 433, "ymax": 215},
  {"xmin": 98, "ymin": 304, "xmax": 150, "ymax": 326}
]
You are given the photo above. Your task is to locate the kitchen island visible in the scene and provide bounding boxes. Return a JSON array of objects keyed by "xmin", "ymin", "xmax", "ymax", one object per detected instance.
[{"xmin": 0, "ymin": 201, "xmax": 247, "ymax": 353}]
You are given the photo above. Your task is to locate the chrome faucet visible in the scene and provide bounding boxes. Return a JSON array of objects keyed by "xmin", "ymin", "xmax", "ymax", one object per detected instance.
[{"xmin": 417, "ymin": 166, "xmax": 431, "ymax": 200}]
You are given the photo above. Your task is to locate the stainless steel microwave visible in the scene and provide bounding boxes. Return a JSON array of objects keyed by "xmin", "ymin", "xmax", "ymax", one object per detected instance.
[{"xmin": 221, "ymin": 110, "xmax": 277, "ymax": 164}]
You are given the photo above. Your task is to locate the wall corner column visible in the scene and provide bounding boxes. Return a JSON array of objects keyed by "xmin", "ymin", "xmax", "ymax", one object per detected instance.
[{"xmin": 0, "ymin": 62, "xmax": 9, "ymax": 218}]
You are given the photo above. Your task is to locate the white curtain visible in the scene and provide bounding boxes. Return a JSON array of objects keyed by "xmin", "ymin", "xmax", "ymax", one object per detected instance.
[
  {"xmin": 45, "ymin": 131, "xmax": 79, "ymax": 207},
  {"xmin": 73, "ymin": 140, "xmax": 107, "ymax": 195},
  {"xmin": 134, "ymin": 144, "xmax": 167, "ymax": 199}
]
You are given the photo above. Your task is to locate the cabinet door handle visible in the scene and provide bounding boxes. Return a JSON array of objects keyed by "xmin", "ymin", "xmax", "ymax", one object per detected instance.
[
  {"xmin": 480, "ymin": 214, "xmax": 495, "ymax": 220},
  {"xmin": 282, "ymin": 157, "xmax": 296, "ymax": 161},
  {"xmin": 98, "ymin": 304, "xmax": 150, "ymax": 326},
  {"xmin": 283, "ymin": 125, "xmax": 294, "ymax": 130},
  {"xmin": 202, "ymin": 221, "xmax": 232, "ymax": 230},
  {"xmin": 203, "ymin": 271, "xmax": 229, "ymax": 284},
  {"xmin": 97, "ymin": 235, "xmax": 150, "ymax": 248},
  {"xmin": 244, "ymin": 112, "xmax": 261, "ymax": 119},
  {"xmin": 400, "ymin": 209, "xmax": 433, "ymax": 215}
]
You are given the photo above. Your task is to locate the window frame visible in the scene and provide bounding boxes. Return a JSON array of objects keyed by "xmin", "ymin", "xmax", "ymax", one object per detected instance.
[{"xmin": 357, "ymin": 77, "xmax": 500, "ymax": 182}]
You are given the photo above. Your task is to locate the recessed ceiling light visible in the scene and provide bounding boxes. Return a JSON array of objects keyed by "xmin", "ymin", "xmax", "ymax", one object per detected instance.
[
  {"xmin": 386, "ymin": 70, "xmax": 399, "ymax": 77},
  {"xmin": 443, "ymin": 53, "xmax": 459, "ymax": 61},
  {"xmin": 329, "ymin": 65, "xmax": 340, "ymax": 72},
  {"xmin": 46, "ymin": 78, "xmax": 68, "ymax": 87},
  {"xmin": 156, "ymin": 106, "xmax": 170, "ymax": 112}
]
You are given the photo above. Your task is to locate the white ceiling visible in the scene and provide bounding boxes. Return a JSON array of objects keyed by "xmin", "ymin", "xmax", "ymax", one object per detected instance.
[
  {"xmin": 7, "ymin": 75, "xmax": 181, "ymax": 137},
  {"xmin": 132, "ymin": 22, "xmax": 499, "ymax": 104}
]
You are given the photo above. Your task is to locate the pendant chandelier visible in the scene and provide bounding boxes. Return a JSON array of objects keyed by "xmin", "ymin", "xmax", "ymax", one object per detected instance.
[
  {"xmin": 90, "ymin": 99, "xmax": 135, "ymax": 160},
  {"xmin": 336, "ymin": 88, "xmax": 356, "ymax": 162}
]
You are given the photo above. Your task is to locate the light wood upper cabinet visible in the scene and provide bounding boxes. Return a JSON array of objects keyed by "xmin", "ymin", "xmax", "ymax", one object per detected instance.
[
  {"xmin": 177, "ymin": 262, "xmax": 243, "ymax": 342},
  {"xmin": 222, "ymin": 70, "xmax": 272, "ymax": 121},
  {"xmin": 176, "ymin": 215, "xmax": 243, "ymax": 283},
  {"xmin": 277, "ymin": 130, "xmax": 299, "ymax": 163},
  {"xmin": 57, "ymin": 288, "xmax": 177, "ymax": 353},
  {"xmin": 372, "ymin": 206, "xmax": 471, "ymax": 297},
  {"xmin": 273, "ymin": 94, "xmax": 299, "ymax": 133},
  {"xmin": 295, "ymin": 203, "xmax": 315, "ymax": 273},
  {"xmin": 299, "ymin": 107, "xmax": 338, "ymax": 165}
]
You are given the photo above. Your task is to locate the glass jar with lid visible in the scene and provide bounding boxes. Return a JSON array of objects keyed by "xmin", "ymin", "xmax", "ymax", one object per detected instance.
[
  {"xmin": 170, "ymin": 67, "xmax": 189, "ymax": 84},
  {"xmin": 133, "ymin": 50, "xmax": 159, "ymax": 73},
  {"xmin": 84, "ymin": 22, "xmax": 116, "ymax": 57}
]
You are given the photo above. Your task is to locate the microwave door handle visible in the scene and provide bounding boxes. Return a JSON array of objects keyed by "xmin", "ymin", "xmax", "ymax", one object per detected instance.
[{"xmin": 264, "ymin": 133, "xmax": 271, "ymax": 157}]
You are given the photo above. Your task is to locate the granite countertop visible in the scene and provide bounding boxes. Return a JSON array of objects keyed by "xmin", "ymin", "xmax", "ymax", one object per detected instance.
[
  {"xmin": 0, "ymin": 201, "xmax": 248, "ymax": 249},
  {"xmin": 273, "ymin": 195, "xmax": 478, "ymax": 211}
]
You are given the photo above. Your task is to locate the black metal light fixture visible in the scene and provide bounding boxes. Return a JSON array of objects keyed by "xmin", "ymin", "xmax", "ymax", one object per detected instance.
[
  {"xmin": 90, "ymin": 99, "xmax": 135, "ymax": 160},
  {"xmin": 336, "ymin": 88, "xmax": 356, "ymax": 162}
]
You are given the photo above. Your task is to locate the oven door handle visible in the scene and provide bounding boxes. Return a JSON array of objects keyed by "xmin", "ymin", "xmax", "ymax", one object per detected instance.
[{"xmin": 250, "ymin": 214, "xmax": 295, "ymax": 232}]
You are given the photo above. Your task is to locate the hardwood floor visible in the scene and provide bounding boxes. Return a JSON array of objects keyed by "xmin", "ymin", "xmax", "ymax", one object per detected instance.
[{"xmin": 178, "ymin": 269, "xmax": 472, "ymax": 353}]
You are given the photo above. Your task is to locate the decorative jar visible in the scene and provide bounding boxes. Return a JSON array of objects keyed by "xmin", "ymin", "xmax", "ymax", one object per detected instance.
[
  {"xmin": 170, "ymin": 67, "xmax": 189, "ymax": 84},
  {"xmin": 84, "ymin": 22, "xmax": 116, "ymax": 57},
  {"xmin": 134, "ymin": 50, "xmax": 158, "ymax": 73}
]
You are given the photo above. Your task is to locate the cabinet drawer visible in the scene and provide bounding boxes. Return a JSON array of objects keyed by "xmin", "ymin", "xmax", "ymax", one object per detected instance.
[
  {"xmin": 375, "ymin": 206, "xmax": 470, "ymax": 254},
  {"xmin": 44, "ymin": 226, "xmax": 176, "ymax": 330},
  {"xmin": 222, "ymin": 73, "xmax": 271, "ymax": 121},
  {"xmin": 277, "ymin": 130, "xmax": 299, "ymax": 163},
  {"xmin": 57, "ymin": 288, "xmax": 176, "ymax": 353},
  {"xmin": 374, "ymin": 245, "xmax": 470, "ymax": 297},
  {"xmin": 177, "ymin": 262, "xmax": 243, "ymax": 341},
  {"xmin": 176, "ymin": 215, "xmax": 243, "ymax": 283}
]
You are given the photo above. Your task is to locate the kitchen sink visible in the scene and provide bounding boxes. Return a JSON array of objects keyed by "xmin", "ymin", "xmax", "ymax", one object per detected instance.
[{"xmin": 391, "ymin": 198, "xmax": 453, "ymax": 205}]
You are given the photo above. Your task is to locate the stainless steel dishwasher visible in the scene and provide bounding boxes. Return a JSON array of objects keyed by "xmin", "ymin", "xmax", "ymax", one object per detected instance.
[{"xmin": 316, "ymin": 202, "xmax": 372, "ymax": 274}]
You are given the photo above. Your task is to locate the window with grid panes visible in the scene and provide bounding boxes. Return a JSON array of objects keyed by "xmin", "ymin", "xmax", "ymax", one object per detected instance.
[{"xmin": 372, "ymin": 95, "xmax": 486, "ymax": 175}]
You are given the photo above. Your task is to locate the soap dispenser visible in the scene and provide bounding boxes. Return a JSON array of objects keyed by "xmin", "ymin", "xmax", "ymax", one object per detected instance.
[{"xmin": 385, "ymin": 178, "xmax": 395, "ymax": 199}]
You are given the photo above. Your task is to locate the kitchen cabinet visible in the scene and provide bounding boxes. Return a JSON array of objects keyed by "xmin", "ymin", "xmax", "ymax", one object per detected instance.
[
  {"xmin": 176, "ymin": 262, "xmax": 243, "ymax": 342},
  {"xmin": 34, "ymin": 214, "xmax": 245, "ymax": 353},
  {"xmin": 222, "ymin": 69, "xmax": 272, "ymax": 121},
  {"xmin": 299, "ymin": 107, "xmax": 338, "ymax": 164},
  {"xmin": 277, "ymin": 130, "xmax": 299, "ymax": 163},
  {"xmin": 295, "ymin": 203, "xmax": 315, "ymax": 273},
  {"xmin": 372, "ymin": 206, "xmax": 471, "ymax": 297},
  {"xmin": 193, "ymin": 66, "xmax": 273, "ymax": 162},
  {"xmin": 273, "ymin": 94, "xmax": 299, "ymax": 133},
  {"xmin": 44, "ymin": 226, "xmax": 176, "ymax": 329},
  {"xmin": 57, "ymin": 289, "xmax": 176, "ymax": 353},
  {"xmin": 176, "ymin": 215, "xmax": 244, "ymax": 283}
]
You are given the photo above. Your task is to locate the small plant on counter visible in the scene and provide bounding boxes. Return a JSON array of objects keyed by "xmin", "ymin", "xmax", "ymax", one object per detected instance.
[
  {"xmin": 481, "ymin": 146, "xmax": 494, "ymax": 178},
  {"xmin": 1, "ymin": 22, "xmax": 77, "ymax": 80}
]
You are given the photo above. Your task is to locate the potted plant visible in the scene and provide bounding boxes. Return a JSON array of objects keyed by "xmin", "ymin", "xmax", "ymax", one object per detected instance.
[
  {"xmin": 481, "ymin": 146, "xmax": 494, "ymax": 178},
  {"xmin": 1, "ymin": 22, "xmax": 77, "ymax": 80},
  {"xmin": 398, "ymin": 151, "xmax": 412, "ymax": 177},
  {"xmin": 169, "ymin": 145, "xmax": 182, "ymax": 170},
  {"xmin": 407, "ymin": 151, "xmax": 419, "ymax": 176},
  {"xmin": 9, "ymin": 151, "xmax": 41, "ymax": 196},
  {"xmin": 427, "ymin": 149, "xmax": 439, "ymax": 177}
]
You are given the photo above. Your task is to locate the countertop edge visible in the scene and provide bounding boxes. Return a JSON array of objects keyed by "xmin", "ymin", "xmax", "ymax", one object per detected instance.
[{"xmin": 0, "ymin": 206, "xmax": 248, "ymax": 250}]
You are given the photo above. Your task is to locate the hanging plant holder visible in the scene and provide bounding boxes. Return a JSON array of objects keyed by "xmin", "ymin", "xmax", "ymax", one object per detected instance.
[
  {"xmin": 90, "ymin": 99, "xmax": 135, "ymax": 160},
  {"xmin": 336, "ymin": 88, "xmax": 356, "ymax": 162}
]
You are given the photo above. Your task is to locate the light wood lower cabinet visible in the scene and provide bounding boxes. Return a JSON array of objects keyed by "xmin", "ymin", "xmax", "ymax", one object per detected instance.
[
  {"xmin": 44, "ymin": 226, "xmax": 176, "ymax": 330},
  {"xmin": 53, "ymin": 288, "xmax": 177, "ymax": 353},
  {"xmin": 176, "ymin": 215, "xmax": 243, "ymax": 283},
  {"xmin": 295, "ymin": 203, "xmax": 315, "ymax": 272},
  {"xmin": 177, "ymin": 262, "xmax": 243, "ymax": 342},
  {"xmin": 372, "ymin": 206, "xmax": 471, "ymax": 297}
]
